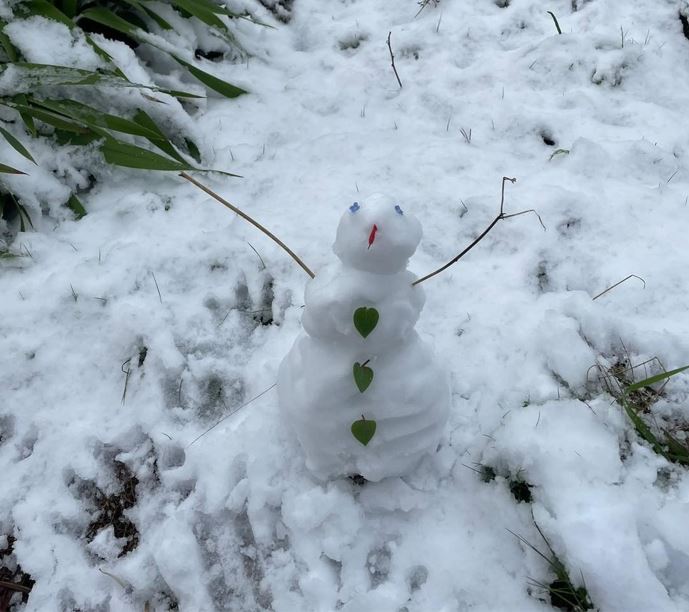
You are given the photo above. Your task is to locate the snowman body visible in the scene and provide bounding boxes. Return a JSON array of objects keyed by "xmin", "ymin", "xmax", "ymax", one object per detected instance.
[{"xmin": 278, "ymin": 195, "xmax": 449, "ymax": 481}]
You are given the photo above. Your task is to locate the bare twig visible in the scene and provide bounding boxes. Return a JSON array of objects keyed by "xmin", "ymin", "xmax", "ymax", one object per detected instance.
[
  {"xmin": 414, "ymin": 177, "xmax": 544, "ymax": 286},
  {"xmin": 547, "ymin": 11, "xmax": 562, "ymax": 35},
  {"xmin": 459, "ymin": 127, "xmax": 472, "ymax": 144},
  {"xmin": 387, "ymin": 32, "xmax": 403, "ymax": 89},
  {"xmin": 180, "ymin": 172, "xmax": 314, "ymax": 279},
  {"xmin": 151, "ymin": 271, "xmax": 163, "ymax": 304},
  {"xmin": 121, "ymin": 358, "xmax": 132, "ymax": 406},
  {"xmin": 0, "ymin": 579, "xmax": 32, "ymax": 594},
  {"xmin": 186, "ymin": 382, "xmax": 277, "ymax": 447},
  {"xmin": 592, "ymin": 274, "xmax": 646, "ymax": 300}
]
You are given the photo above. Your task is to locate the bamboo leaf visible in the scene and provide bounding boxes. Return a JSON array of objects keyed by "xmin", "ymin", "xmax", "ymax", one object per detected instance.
[
  {"xmin": 101, "ymin": 139, "xmax": 190, "ymax": 171},
  {"xmin": 123, "ymin": 0, "xmax": 174, "ymax": 29},
  {"xmin": 60, "ymin": 0, "xmax": 79, "ymax": 19},
  {"xmin": 0, "ymin": 19, "xmax": 18, "ymax": 62},
  {"xmin": 77, "ymin": 7, "xmax": 139, "ymax": 36},
  {"xmin": 168, "ymin": 0, "xmax": 228, "ymax": 31},
  {"xmin": 67, "ymin": 193, "xmax": 87, "ymax": 219},
  {"xmin": 5, "ymin": 101, "xmax": 91, "ymax": 133},
  {"xmin": 0, "ymin": 163, "xmax": 26, "ymax": 174},
  {"xmin": 131, "ymin": 109, "xmax": 187, "ymax": 163},
  {"xmin": 16, "ymin": 94, "xmax": 36, "ymax": 137},
  {"xmin": 171, "ymin": 55, "xmax": 247, "ymax": 98},
  {"xmin": 184, "ymin": 138, "xmax": 201, "ymax": 164},
  {"xmin": 21, "ymin": 0, "xmax": 74, "ymax": 27},
  {"xmin": 0, "ymin": 125, "xmax": 36, "ymax": 163}
]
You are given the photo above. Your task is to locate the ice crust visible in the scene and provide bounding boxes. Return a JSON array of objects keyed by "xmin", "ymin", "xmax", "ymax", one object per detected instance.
[{"xmin": 278, "ymin": 196, "xmax": 449, "ymax": 481}]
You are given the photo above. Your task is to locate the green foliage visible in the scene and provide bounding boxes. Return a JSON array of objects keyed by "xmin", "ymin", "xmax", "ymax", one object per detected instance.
[
  {"xmin": 353, "ymin": 362, "xmax": 374, "ymax": 393},
  {"xmin": 353, "ymin": 307, "xmax": 379, "ymax": 338},
  {"xmin": 620, "ymin": 365, "xmax": 689, "ymax": 466},
  {"xmin": 351, "ymin": 418, "xmax": 376, "ymax": 446},
  {"xmin": 0, "ymin": 0, "xmax": 257, "ymax": 235},
  {"xmin": 511, "ymin": 523, "xmax": 594, "ymax": 612}
]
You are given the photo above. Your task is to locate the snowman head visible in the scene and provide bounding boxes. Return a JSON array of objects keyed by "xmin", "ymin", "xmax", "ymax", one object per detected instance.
[{"xmin": 333, "ymin": 193, "xmax": 422, "ymax": 274}]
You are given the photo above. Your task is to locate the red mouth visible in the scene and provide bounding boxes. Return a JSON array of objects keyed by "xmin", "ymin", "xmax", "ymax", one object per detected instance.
[{"xmin": 368, "ymin": 224, "xmax": 378, "ymax": 249}]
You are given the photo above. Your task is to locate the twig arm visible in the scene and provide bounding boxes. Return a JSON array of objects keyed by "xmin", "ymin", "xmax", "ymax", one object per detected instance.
[
  {"xmin": 180, "ymin": 172, "xmax": 315, "ymax": 279},
  {"xmin": 414, "ymin": 177, "xmax": 539, "ymax": 286}
]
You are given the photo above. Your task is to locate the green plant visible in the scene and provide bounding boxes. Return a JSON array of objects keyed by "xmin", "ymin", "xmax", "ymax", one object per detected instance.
[
  {"xmin": 0, "ymin": 0, "xmax": 259, "ymax": 237},
  {"xmin": 620, "ymin": 365, "xmax": 689, "ymax": 466},
  {"xmin": 510, "ymin": 523, "xmax": 594, "ymax": 611}
]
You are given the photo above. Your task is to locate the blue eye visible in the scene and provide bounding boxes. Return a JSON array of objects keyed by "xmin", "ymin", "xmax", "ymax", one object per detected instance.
[
  {"xmin": 394, "ymin": 205, "xmax": 403, "ymax": 215},
  {"xmin": 349, "ymin": 202, "xmax": 360, "ymax": 213}
]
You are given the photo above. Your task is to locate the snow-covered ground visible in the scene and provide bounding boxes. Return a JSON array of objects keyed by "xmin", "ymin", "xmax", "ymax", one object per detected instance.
[{"xmin": 3, "ymin": 0, "xmax": 689, "ymax": 610}]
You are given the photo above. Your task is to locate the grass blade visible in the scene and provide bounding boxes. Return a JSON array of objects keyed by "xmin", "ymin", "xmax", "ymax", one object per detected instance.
[
  {"xmin": 0, "ymin": 125, "xmax": 36, "ymax": 163},
  {"xmin": 626, "ymin": 365, "xmax": 689, "ymax": 393}
]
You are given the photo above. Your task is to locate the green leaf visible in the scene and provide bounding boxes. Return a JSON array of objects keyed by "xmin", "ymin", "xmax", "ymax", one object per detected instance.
[
  {"xmin": 0, "ymin": 19, "xmax": 18, "ymax": 62},
  {"xmin": 33, "ymin": 98, "xmax": 162, "ymax": 141},
  {"xmin": 0, "ymin": 163, "xmax": 26, "ymax": 174},
  {"xmin": 16, "ymin": 94, "xmax": 36, "ymax": 137},
  {"xmin": 77, "ymin": 7, "xmax": 139, "ymax": 36},
  {"xmin": 135, "ymin": 2, "xmax": 174, "ymax": 30},
  {"xmin": 171, "ymin": 55, "xmax": 247, "ymax": 98},
  {"xmin": 168, "ymin": 0, "xmax": 228, "ymax": 31},
  {"xmin": 0, "ymin": 125, "xmax": 36, "ymax": 164},
  {"xmin": 67, "ymin": 193, "xmax": 87, "ymax": 219},
  {"xmin": 184, "ymin": 138, "xmax": 201, "ymax": 164},
  {"xmin": 351, "ymin": 418, "xmax": 376, "ymax": 446},
  {"xmin": 353, "ymin": 307, "xmax": 379, "ymax": 338},
  {"xmin": 60, "ymin": 0, "xmax": 78, "ymax": 18},
  {"xmin": 101, "ymin": 138, "xmax": 190, "ymax": 171},
  {"xmin": 625, "ymin": 365, "xmax": 689, "ymax": 393},
  {"xmin": 5, "ymin": 101, "xmax": 91, "ymax": 133},
  {"xmin": 353, "ymin": 362, "xmax": 374, "ymax": 393},
  {"xmin": 131, "ymin": 109, "xmax": 187, "ymax": 163},
  {"xmin": 21, "ymin": 1, "xmax": 74, "ymax": 27}
]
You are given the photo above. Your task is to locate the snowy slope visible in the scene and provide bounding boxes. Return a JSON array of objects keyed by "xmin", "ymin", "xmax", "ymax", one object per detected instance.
[{"xmin": 2, "ymin": 0, "xmax": 689, "ymax": 610}]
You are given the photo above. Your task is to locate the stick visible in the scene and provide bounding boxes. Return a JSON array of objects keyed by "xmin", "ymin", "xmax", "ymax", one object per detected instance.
[
  {"xmin": 592, "ymin": 274, "xmax": 645, "ymax": 300},
  {"xmin": 186, "ymin": 383, "xmax": 277, "ymax": 448},
  {"xmin": 387, "ymin": 32, "xmax": 403, "ymax": 89},
  {"xmin": 180, "ymin": 172, "xmax": 315, "ymax": 279},
  {"xmin": 414, "ymin": 177, "xmax": 544, "ymax": 286}
]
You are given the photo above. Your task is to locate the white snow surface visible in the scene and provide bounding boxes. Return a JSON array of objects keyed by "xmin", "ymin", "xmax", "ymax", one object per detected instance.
[{"xmin": 2, "ymin": 0, "xmax": 689, "ymax": 611}]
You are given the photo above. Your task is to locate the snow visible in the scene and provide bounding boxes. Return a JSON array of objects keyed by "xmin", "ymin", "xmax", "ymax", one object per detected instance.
[{"xmin": 3, "ymin": 0, "xmax": 689, "ymax": 610}]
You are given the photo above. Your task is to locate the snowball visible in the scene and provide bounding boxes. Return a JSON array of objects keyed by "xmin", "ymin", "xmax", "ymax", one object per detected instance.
[{"xmin": 333, "ymin": 193, "xmax": 422, "ymax": 274}]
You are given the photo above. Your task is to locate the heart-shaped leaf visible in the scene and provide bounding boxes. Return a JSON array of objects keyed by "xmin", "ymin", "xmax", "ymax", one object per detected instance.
[
  {"xmin": 351, "ymin": 418, "xmax": 376, "ymax": 446},
  {"xmin": 353, "ymin": 307, "xmax": 379, "ymax": 338},
  {"xmin": 353, "ymin": 362, "xmax": 374, "ymax": 393}
]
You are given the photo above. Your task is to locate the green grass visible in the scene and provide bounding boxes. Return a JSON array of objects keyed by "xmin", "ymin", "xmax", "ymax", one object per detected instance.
[
  {"xmin": 510, "ymin": 522, "xmax": 594, "ymax": 612},
  {"xmin": 598, "ymin": 357, "xmax": 689, "ymax": 466}
]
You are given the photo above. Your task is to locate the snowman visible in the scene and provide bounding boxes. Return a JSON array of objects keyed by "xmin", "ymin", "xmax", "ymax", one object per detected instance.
[{"xmin": 278, "ymin": 194, "xmax": 449, "ymax": 482}]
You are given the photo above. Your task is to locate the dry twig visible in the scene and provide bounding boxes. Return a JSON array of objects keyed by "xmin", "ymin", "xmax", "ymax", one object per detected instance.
[
  {"xmin": 413, "ymin": 177, "xmax": 545, "ymax": 286},
  {"xmin": 180, "ymin": 172, "xmax": 315, "ymax": 279},
  {"xmin": 387, "ymin": 32, "xmax": 403, "ymax": 89}
]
